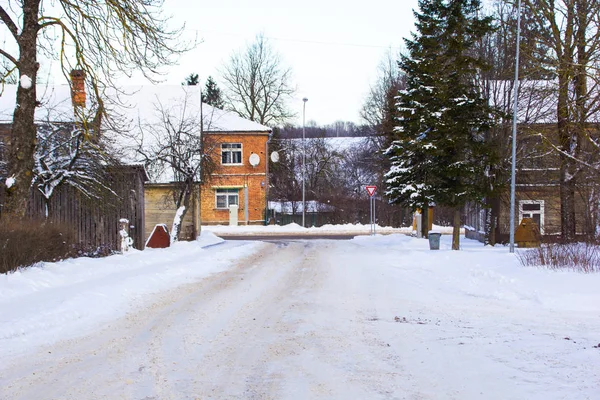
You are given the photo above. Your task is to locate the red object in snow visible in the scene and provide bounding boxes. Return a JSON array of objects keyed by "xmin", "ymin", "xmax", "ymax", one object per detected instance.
[
  {"xmin": 145, "ymin": 224, "xmax": 170, "ymax": 248},
  {"xmin": 366, "ymin": 186, "xmax": 377, "ymax": 197}
]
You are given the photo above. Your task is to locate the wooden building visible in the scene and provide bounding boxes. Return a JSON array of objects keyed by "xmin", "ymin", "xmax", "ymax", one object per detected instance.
[
  {"xmin": 464, "ymin": 123, "xmax": 598, "ymax": 243},
  {"xmin": 0, "ymin": 80, "xmax": 148, "ymax": 250}
]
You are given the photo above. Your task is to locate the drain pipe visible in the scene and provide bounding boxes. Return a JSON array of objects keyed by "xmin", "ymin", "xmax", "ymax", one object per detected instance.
[{"xmin": 264, "ymin": 131, "xmax": 272, "ymax": 225}]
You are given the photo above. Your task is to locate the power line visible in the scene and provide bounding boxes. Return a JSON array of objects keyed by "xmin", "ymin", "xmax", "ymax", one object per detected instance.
[{"xmin": 193, "ymin": 29, "xmax": 404, "ymax": 50}]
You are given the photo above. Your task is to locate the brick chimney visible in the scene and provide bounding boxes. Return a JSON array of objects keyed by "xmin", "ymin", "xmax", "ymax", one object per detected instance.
[{"xmin": 70, "ymin": 69, "xmax": 86, "ymax": 108}]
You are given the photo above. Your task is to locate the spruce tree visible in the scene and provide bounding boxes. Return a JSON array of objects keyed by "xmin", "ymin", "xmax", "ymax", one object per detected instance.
[
  {"xmin": 385, "ymin": 0, "xmax": 495, "ymax": 249},
  {"xmin": 385, "ymin": 0, "xmax": 447, "ymax": 239},
  {"xmin": 202, "ymin": 76, "xmax": 224, "ymax": 110},
  {"xmin": 183, "ymin": 73, "xmax": 199, "ymax": 86}
]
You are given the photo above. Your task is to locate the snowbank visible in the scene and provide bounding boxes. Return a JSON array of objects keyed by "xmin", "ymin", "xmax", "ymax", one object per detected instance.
[
  {"xmin": 203, "ymin": 222, "xmax": 459, "ymax": 235},
  {"xmin": 0, "ymin": 239, "xmax": 262, "ymax": 357}
]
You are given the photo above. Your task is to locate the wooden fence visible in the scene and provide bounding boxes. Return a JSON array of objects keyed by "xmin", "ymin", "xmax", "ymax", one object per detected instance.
[{"xmin": 5, "ymin": 165, "xmax": 147, "ymax": 252}]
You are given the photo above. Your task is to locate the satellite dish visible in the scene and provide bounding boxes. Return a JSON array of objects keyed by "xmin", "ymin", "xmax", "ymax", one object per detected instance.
[
  {"xmin": 270, "ymin": 151, "xmax": 280, "ymax": 163},
  {"xmin": 249, "ymin": 153, "xmax": 260, "ymax": 167}
]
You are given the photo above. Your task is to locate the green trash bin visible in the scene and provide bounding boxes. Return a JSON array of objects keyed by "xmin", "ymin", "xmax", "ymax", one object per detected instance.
[{"xmin": 428, "ymin": 232, "xmax": 441, "ymax": 250}]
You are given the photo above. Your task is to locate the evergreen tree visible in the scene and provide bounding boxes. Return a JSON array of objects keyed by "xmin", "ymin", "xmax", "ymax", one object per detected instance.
[
  {"xmin": 385, "ymin": 0, "xmax": 495, "ymax": 250},
  {"xmin": 202, "ymin": 76, "xmax": 224, "ymax": 109},
  {"xmin": 183, "ymin": 73, "xmax": 199, "ymax": 86}
]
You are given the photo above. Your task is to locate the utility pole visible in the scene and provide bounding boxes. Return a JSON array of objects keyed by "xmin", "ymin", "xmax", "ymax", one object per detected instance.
[
  {"xmin": 302, "ymin": 97, "xmax": 308, "ymax": 228},
  {"xmin": 509, "ymin": 0, "xmax": 523, "ymax": 253}
]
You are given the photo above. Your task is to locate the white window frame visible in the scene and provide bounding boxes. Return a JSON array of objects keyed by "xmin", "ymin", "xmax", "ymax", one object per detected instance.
[
  {"xmin": 221, "ymin": 143, "xmax": 243, "ymax": 165},
  {"xmin": 519, "ymin": 200, "xmax": 545, "ymax": 234},
  {"xmin": 215, "ymin": 188, "xmax": 239, "ymax": 209}
]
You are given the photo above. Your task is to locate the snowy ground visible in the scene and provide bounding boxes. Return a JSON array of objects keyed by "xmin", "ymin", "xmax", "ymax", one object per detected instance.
[{"xmin": 1, "ymin": 228, "xmax": 599, "ymax": 399}]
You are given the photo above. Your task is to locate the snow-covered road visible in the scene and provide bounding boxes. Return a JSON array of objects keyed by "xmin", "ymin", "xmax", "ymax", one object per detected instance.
[{"xmin": 1, "ymin": 234, "xmax": 599, "ymax": 399}]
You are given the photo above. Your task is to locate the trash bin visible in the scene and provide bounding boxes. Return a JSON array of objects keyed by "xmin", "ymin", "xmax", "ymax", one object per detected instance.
[{"xmin": 428, "ymin": 232, "xmax": 441, "ymax": 250}]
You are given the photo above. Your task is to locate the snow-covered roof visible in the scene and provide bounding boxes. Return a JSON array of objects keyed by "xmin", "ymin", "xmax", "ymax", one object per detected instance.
[
  {"xmin": 0, "ymin": 84, "xmax": 272, "ymax": 133},
  {"xmin": 0, "ymin": 85, "xmax": 77, "ymax": 123},
  {"xmin": 108, "ymin": 85, "xmax": 271, "ymax": 133},
  {"xmin": 486, "ymin": 79, "xmax": 600, "ymax": 125}
]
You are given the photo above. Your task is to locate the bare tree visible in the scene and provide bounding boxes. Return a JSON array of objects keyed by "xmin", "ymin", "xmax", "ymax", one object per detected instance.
[
  {"xmin": 33, "ymin": 126, "xmax": 115, "ymax": 219},
  {"xmin": 221, "ymin": 34, "xmax": 295, "ymax": 125},
  {"xmin": 268, "ymin": 134, "xmax": 302, "ymax": 207},
  {"xmin": 132, "ymin": 91, "xmax": 218, "ymax": 242},
  {"xmin": 0, "ymin": 0, "xmax": 187, "ymax": 218},
  {"xmin": 361, "ymin": 49, "xmax": 405, "ymax": 139},
  {"xmin": 359, "ymin": 50, "xmax": 407, "ymax": 225},
  {"xmin": 269, "ymin": 133, "xmax": 410, "ymax": 227},
  {"xmin": 29, "ymin": 93, "xmax": 118, "ymax": 218},
  {"xmin": 516, "ymin": 0, "xmax": 600, "ymax": 241}
]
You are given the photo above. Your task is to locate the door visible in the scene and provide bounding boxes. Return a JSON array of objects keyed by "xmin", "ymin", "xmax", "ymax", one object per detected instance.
[{"xmin": 519, "ymin": 200, "xmax": 544, "ymax": 234}]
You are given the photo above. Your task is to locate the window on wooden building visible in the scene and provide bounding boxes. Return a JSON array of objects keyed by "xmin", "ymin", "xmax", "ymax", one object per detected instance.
[{"xmin": 519, "ymin": 200, "xmax": 545, "ymax": 234}]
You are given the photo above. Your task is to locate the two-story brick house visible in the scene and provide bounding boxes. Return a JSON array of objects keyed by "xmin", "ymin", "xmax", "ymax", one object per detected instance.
[
  {"xmin": 200, "ymin": 129, "xmax": 271, "ymax": 226},
  {"xmin": 129, "ymin": 85, "xmax": 272, "ymax": 241}
]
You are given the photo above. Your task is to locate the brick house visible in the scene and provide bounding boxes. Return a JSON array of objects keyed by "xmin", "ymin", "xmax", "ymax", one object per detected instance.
[
  {"xmin": 125, "ymin": 85, "xmax": 272, "ymax": 241},
  {"xmin": 143, "ymin": 123, "xmax": 272, "ymax": 240},
  {"xmin": 200, "ymin": 130, "xmax": 271, "ymax": 226}
]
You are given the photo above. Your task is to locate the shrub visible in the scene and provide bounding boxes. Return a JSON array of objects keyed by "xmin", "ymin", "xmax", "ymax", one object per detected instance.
[
  {"xmin": 517, "ymin": 243, "xmax": 600, "ymax": 273},
  {"xmin": 0, "ymin": 219, "xmax": 78, "ymax": 274}
]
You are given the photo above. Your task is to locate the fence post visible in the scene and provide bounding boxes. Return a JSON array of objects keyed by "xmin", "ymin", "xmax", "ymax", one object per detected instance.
[{"xmin": 120, "ymin": 218, "xmax": 133, "ymax": 252}]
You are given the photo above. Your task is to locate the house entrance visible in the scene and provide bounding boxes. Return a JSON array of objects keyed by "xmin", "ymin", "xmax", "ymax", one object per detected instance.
[{"xmin": 519, "ymin": 200, "xmax": 544, "ymax": 234}]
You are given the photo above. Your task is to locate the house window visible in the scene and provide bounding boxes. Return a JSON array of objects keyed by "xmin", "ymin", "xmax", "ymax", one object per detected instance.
[
  {"xmin": 519, "ymin": 200, "xmax": 545, "ymax": 234},
  {"xmin": 221, "ymin": 143, "xmax": 242, "ymax": 165},
  {"xmin": 215, "ymin": 189, "xmax": 239, "ymax": 209}
]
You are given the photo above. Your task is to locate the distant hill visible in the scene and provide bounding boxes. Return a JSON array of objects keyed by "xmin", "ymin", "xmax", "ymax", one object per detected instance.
[{"xmin": 276, "ymin": 122, "xmax": 375, "ymax": 139}]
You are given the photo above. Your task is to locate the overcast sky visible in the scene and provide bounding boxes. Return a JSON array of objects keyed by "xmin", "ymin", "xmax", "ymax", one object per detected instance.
[
  {"xmin": 1, "ymin": 0, "xmax": 420, "ymax": 127},
  {"xmin": 156, "ymin": 0, "xmax": 420, "ymax": 126}
]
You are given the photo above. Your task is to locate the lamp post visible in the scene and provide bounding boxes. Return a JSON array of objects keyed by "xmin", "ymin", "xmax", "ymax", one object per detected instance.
[
  {"xmin": 509, "ymin": 0, "xmax": 523, "ymax": 253},
  {"xmin": 302, "ymin": 97, "xmax": 308, "ymax": 228}
]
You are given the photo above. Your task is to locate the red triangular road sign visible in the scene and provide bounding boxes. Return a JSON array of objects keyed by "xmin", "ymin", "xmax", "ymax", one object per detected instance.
[{"xmin": 366, "ymin": 185, "xmax": 377, "ymax": 197}]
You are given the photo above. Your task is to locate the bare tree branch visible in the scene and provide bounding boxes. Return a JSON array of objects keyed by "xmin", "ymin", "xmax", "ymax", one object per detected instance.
[
  {"xmin": 0, "ymin": 6, "xmax": 19, "ymax": 40},
  {"xmin": 0, "ymin": 48, "xmax": 18, "ymax": 68}
]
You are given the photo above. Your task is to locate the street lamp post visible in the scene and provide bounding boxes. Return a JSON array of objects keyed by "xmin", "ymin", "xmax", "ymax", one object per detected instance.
[
  {"xmin": 509, "ymin": 0, "xmax": 523, "ymax": 253},
  {"xmin": 302, "ymin": 97, "xmax": 308, "ymax": 228}
]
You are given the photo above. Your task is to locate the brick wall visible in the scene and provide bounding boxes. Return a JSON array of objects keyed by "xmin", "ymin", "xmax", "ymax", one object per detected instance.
[
  {"xmin": 201, "ymin": 133, "xmax": 269, "ymax": 225},
  {"xmin": 201, "ymin": 174, "xmax": 267, "ymax": 224}
]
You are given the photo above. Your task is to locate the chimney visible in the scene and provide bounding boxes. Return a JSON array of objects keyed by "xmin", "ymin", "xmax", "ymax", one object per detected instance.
[{"xmin": 70, "ymin": 69, "xmax": 86, "ymax": 108}]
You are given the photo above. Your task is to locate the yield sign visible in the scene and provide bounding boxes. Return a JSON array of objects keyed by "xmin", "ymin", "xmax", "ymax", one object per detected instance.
[{"xmin": 366, "ymin": 185, "xmax": 377, "ymax": 197}]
